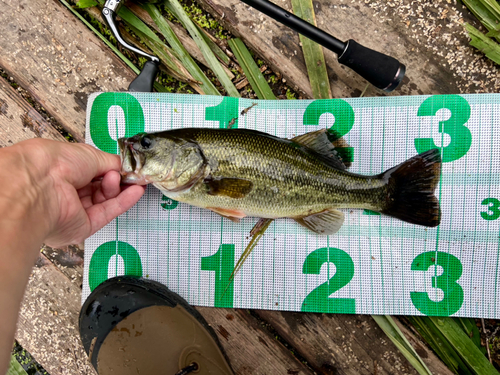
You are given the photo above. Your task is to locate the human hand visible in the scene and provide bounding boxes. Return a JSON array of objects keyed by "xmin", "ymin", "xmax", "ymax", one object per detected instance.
[{"xmin": 0, "ymin": 139, "xmax": 145, "ymax": 248}]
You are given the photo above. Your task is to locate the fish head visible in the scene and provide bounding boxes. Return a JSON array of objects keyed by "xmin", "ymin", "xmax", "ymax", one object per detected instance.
[{"xmin": 118, "ymin": 132, "xmax": 207, "ymax": 191}]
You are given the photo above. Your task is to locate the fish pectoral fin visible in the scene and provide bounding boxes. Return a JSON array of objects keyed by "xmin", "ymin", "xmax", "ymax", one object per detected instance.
[
  {"xmin": 294, "ymin": 208, "xmax": 345, "ymax": 235},
  {"xmin": 291, "ymin": 130, "xmax": 348, "ymax": 170},
  {"xmin": 208, "ymin": 207, "xmax": 247, "ymax": 223},
  {"xmin": 205, "ymin": 177, "xmax": 253, "ymax": 199}
]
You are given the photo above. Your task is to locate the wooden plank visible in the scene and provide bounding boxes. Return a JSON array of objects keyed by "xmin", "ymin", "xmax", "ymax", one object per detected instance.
[
  {"xmin": 198, "ymin": 308, "xmax": 314, "ymax": 374},
  {"xmin": 16, "ymin": 257, "xmax": 97, "ymax": 375},
  {"xmin": 0, "ymin": 0, "xmax": 135, "ymax": 143},
  {"xmin": 256, "ymin": 310, "xmax": 454, "ymax": 375},
  {"xmin": 0, "ymin": 76, "xmax": 66, "ymax": 146},
  {"xmin": 194, "ymin": 0, "xmax": 492, "ymax": 98}
]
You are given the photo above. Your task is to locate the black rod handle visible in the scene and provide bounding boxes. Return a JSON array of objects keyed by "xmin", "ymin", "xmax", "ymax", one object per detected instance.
[
  {"xmin": 239, "ymin": 0, "xmax": 405, "ymax": 92},
  {"xmin": 128, "ymin": 61, "xmax": 159, "ymax": 92}
]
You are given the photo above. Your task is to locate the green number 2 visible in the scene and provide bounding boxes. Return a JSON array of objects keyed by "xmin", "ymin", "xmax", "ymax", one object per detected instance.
[
  {"xmin": 414, "ymin": 95, "xmax": 471, "ymax": 162},
  {"xmin": 410, "ymin": 251, "xmax": 464, "ymax": 316},
  {"xmin": 301, "ymin": 247, "xmax": 356, "ymax": 313},
  {"xmin": 481, "ymin": 197, "xmax": 500, "ymax": 220}
]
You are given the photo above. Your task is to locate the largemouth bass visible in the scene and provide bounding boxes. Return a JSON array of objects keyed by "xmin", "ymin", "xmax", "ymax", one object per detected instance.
[{"xmin": 118, "ymin": 128, "xmax": 441, "ymax": 235}]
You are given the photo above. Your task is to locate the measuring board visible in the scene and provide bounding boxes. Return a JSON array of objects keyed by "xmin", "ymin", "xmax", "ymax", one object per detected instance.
[{"xmin": 83, "ymin": 92, "xmax": 500, "ymax": 318}]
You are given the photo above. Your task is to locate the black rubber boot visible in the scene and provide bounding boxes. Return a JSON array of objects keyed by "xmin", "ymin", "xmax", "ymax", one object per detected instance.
[{"xmin": 79, "ymin": 276, "xmax": 234, "ymax": 375}]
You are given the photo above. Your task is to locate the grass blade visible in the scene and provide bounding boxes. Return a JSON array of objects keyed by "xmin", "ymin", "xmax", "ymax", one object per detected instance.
[
  {"xmin": 164, "ymin": 0, "xmax": 240, "ymax": 97},
  {"xmin": 143, "ymin": 3, "xmax": 220, "ymax": 95},
  {"xmin": 454, "ymin": 317, "xmax": 485, "ymax": 354},
  {"xmin": 465, "ymin": 23, "xmax": 500, "ymax": 65},
  {"xmin": 290, "ymin": 0, "xmax": 331, "ymax": 99},
  {"xmin": 429, "ymin": 317, "xmax": 498, "ymax": 374},
  {"xmin": 371, "ymin": 315, "xmax": 433, "ymax": 375},
  {"xmin": 7, "ymin": 355, "xmax": 29, "ymax": 375},
  {"xmin": 195, "ymin": 23, "xmax": 231, "ymax": 66},
  {"xmin": 408, "ymin": 316, "xmax": 468, "ymax": 374},
  {"xmin": 228, "ymin": 38, "xmax": 276, "ymax": 100}
]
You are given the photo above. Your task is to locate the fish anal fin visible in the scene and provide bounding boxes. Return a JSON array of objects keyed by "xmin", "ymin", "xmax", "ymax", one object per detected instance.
[
  {"xmin": 294, "ymin": 208, "xmax": 345, "ymax": 235},
  {"xmin": 205, "ymin": 177, "xmax": 253, "ymax": 199},
  {"xmin": 208, "ymin": 207, "xmax": 247, "ymax": 222},
  {"xmin": 291, "ymin": 130, "xmax": 347, "ymax": 170}
]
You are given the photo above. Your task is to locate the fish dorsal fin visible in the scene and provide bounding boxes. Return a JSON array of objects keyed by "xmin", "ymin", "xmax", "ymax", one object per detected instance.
[
  {"xmin": 204, "ymin": 177, "xmax": 253, "ymax": 199},
  {"xmin": 327, "ymin": 129, "xmax": 352, "ymax": 169},
  {"xmin": 294, "ymin": 208, "xmax": 345, "ymax": 235},
  {"xmin": 291, "ymin": 130, "xmax": 347, "ymax": 170}
]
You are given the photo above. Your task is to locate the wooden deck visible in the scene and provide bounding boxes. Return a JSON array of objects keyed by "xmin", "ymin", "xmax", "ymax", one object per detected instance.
[{"xmin": 1, "ymin": 0, "xmax": 496, "ymax": 374}]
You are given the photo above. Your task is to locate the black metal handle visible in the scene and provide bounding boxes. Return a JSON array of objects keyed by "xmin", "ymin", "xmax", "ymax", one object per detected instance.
[{"xmin": 239, "ymin": 0, "xmax": 405, "ymax": 92}]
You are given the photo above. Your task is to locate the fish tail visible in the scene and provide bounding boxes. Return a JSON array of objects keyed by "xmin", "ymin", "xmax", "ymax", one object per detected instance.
[{"xmin": 380, "ymin": 149, "xmax": 442, "ymax": 227}]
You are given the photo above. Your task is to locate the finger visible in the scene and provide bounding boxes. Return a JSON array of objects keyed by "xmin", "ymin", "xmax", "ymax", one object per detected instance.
[
  {"xmin": 99, "ymin": 171, "xmax": 122, "ymax": 200},
  {"xmin": 86, "ymin": 185, "xmax": 146, "ymax": 236},
  {"xmin": 64, "ymin": 144, "xmax": 121, "ymax": 189}
]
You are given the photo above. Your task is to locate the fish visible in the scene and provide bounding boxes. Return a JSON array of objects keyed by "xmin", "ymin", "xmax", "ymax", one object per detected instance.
[{"xmin": 118, "ymin": 128, "xmax": 441, "ymax": 235}]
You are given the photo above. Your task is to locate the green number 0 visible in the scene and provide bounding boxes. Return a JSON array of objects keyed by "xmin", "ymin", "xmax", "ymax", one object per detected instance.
[
  {"xmin": 88, "ymin": 241, "xmax": 143, "ymax": 292},
  {"xmin": 481, "ymin": 197, "xmax": 500, "ymax": 220},
  {"xmin": 414, "ymin": 95, "xmax": 472, "ymax": 162},
  {"xmin": 301, "ymin": 247, "xmax": 356, "ymax": 313},
  {"xmin": 161, "ymin": 195, "xmax": 179, "ymax": 210},
  {"xmin": 200, "ymin": 244, "xmax": 235, "ymax": 308},
  {"xmin": 303, "ymin": 99, "xmax": 355, "ymax": 163},
  {"xmin": 205, "ymin": 97, "xmax": 240, "ymax": 128},
  {"xmin": 410, "ymin": 251, "xmax": 464, "ymax": 316},
  {"xmin": 89, "ymin": 92, "xmax": 145, "ymax": 154}
]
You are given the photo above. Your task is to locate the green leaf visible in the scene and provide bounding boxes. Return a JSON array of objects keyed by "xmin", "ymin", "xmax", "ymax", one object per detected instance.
[
  {"xmin": 164, "ymin": 0, "xmax": 240, "ymax": 97},
  {"xmin": 7, "ymin": 355, "xmax": 29, "ymax": 375},
  {"xmin": 408, "ymin": 316, "xmax": 496, "ymax": 375},
  {"xmin": 462, "ymin": 0, "xmax": 500, "ymax": 42},
  {"xmin": 408, "ymin": 316, "xmax": 469, "ymax": 374},
  {"xmin": 454, "ymin": 317, "xmax": 486, "ymax": 354},
  {"xmin": 429, "ymin": 317, "xmax": 497, "ymax": 374},
  {"xmin": 76, "ymin": 0, "xmax": 98, "ymax": 8},
  {"xmin": 195, "ymin": 24, "xmax": 231, "ymax": 66},
  {"xmin": 290, "ymin": 0, "xmax": 331, "ymax": 99},
  {"xmin": 228, "ymin": 38, "xmax": 276, "ymax": 100},
  {"xmin": 465, "ymin": 23, "xmax": 500, "ymax": 65},
  {"xmin": 142, "ymin": 3, "xmax": 220, "ymax": 95},
  {"xmin": 371, "ymin": 316, "xmax": 433, "ymax": 375}
]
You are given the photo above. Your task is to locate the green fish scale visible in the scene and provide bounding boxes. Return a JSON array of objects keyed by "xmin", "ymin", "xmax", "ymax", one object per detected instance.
[{"xmin": 165, "ymin": 128, "xmax": 387, "ymax": 218}]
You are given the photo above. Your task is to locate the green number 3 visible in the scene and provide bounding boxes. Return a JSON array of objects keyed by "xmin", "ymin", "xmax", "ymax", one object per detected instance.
[
  {"xmin": 410, "ymin": 251, "xmax": 464, "ymax": 316},
  {"xmin": 481, "ymin": 197, "xmax": 500, "ymax": 220},
  {"xmin": 301, "ymin": 247, "xmax": 356, "ymax": 313},
  {"xmin": 414, "ymin": 95, "xmax": 472, "ymax": 162}
]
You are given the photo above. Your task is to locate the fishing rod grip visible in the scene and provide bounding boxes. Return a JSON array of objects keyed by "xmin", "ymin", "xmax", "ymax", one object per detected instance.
[
  {"xmin": 129, "ymin": 61, "xmax": 159, "ymax": 92},
  {"xmin": 338, "ymin": 40, "xmax": 405, "ymax": 92}
]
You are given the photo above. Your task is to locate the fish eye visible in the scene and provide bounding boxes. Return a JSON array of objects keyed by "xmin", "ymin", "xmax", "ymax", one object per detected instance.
[{"xmin": 140, "ymin": 136, "xmax": 152, "ymax": 149}]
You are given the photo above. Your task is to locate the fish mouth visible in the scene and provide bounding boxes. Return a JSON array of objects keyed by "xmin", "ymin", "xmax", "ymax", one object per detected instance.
[{"xmin": 118, "ymin": 138, "xmax": 149, "ymax": 185}]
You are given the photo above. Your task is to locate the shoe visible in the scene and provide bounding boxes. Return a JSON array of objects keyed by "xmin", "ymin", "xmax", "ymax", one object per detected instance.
[{"xmin": 79, "ymin": 276, "xmax": 234, "ymax": 375}]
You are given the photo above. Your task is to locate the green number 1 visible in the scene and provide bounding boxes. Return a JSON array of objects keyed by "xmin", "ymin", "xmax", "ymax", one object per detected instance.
[
  {"xmin": 201, "ymin": 244, "xmax": 235, "ymax": 308},
  {"xmin": 301, "ymin": 247, "xmax": 356, "ymax": 313},
  {"xmin": 205, "ymin": 97, "xmax": 240, "ymax": 128}
]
